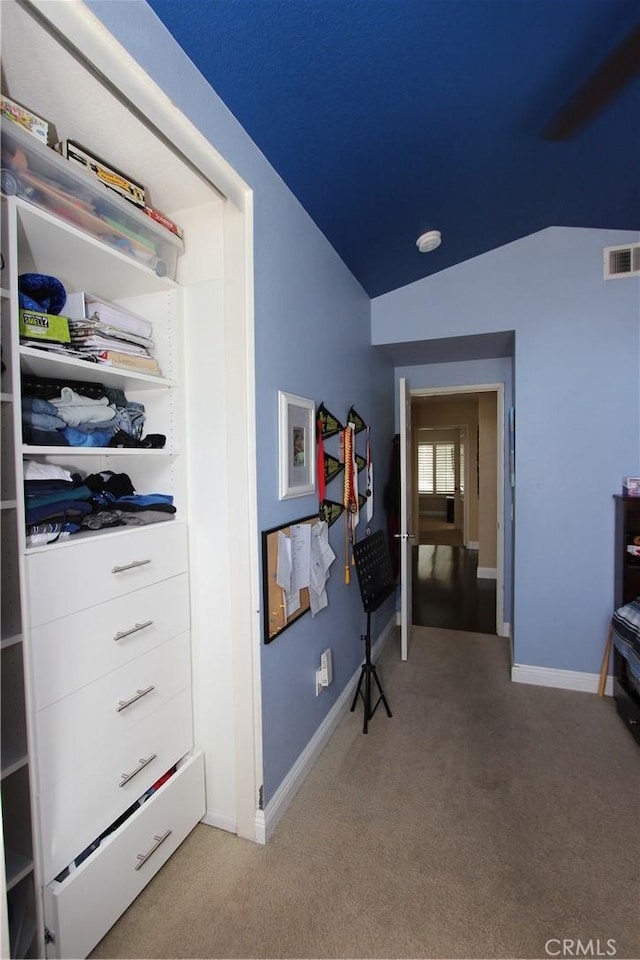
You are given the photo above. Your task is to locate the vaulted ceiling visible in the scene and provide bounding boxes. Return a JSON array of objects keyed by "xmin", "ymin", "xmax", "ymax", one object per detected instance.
[{"xmin": 147, "ymin": 0, "xmax": 640, "ymax": 298}]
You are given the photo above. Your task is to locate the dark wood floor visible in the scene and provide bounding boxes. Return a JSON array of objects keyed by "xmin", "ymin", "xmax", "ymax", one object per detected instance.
[{"xmin": 412, "ymin": 544, "xmax": 496, "ymax": 634}]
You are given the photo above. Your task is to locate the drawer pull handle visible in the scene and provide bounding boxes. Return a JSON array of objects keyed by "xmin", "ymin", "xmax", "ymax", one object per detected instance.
[
  {"xmin": 134, "ymin": 829, "xmax": 172, "ymax": 871},
  {"xmin": 114, "ymin": 620, "xmax": 154, "ymax": 642},
  {"xmin": 116, "ymin": 685, "xmax": 155, "ymax": 713},
  {"xmin": 112, "ymin": 559, "xmax": 151, "ymax": 574},
  {"xmin": 119, "ymin": 753, "xmax": 157, "ymax": 787}
]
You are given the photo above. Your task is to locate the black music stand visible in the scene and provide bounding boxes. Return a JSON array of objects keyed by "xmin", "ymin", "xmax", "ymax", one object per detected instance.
[{"xmin": 350, "ymin": 531, "xmax": 394, "ymax": 734}]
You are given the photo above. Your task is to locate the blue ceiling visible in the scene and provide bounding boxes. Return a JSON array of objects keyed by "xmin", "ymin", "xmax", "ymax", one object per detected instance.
[{"xmin": 147, "ymin": 0, "xmax": 640, "ymax": 298}]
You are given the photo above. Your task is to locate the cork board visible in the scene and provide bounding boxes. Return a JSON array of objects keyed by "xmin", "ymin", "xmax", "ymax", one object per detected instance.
[{"xmin": 262, "ymin": 514, "xmax": 318, "ymax": 643}]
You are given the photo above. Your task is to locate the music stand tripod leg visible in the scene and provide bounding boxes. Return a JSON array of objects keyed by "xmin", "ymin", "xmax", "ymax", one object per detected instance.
[
  {"xmin": 371, "ymin": 666, "xmax": 392, "ymax": 718},
  {"xmin": 350, "ymin": 613, "xmax": 391, "ymax": 734}
]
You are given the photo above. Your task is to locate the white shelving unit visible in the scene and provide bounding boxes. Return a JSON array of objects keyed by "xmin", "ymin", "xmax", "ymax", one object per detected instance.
[
  {"xmin": 2, "ymin": 192, "xmax": 39, "ymax": 959},
  {"xmin": 1, "ymin": 174, "xmax": 208, "ymax": 954}
]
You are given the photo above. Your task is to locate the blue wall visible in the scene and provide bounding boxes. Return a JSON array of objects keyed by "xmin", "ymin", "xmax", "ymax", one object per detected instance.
[
  {"xmin": 85, "ymin": 3, "xmax": 639, "ymax": 802},
  {"xmin": 373, "ymin": 227, "xmax": 640, "ymax": 675},
  {"xmin": 89, "ymin": 1, "xmax": 395, "ymax": 802}
]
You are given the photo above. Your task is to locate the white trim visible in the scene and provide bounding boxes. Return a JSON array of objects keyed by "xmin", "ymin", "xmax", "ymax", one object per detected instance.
[
  {"xmin": 512, "ymin": 663, "xmax": 614, "ymax": 696},
  {"xmin": 477, "ymin": 566, "xmax": 497, "ymax": 579},
  {"xmin": 0, "ymin": 813, "xmax": 8, "ymax": 960},
  {"xmin": 258, "ymin": 613, "xmax": 397, "ymax": 844},
  {"xmin": 468, "ymin": 541, "xmax": 479, "ymax": 551},
  {"xmin": 500, "ymin": 620, "xmax": 511, "ymax": 641},
  {"xmin": 495, "ymin": 384, "xmax": 505, "ymax": 638},
  {"xmin": 254, "ymin": 809, "xmax": 267, "ymax": 846},
  {"xmin": 201, "ymin": 810, "xmax": 237, "ymax": 834}
]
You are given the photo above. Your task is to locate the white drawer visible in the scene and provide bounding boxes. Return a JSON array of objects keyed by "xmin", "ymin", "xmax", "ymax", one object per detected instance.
[
  {"xmin": 26, "ymin": 521, "xmax": 188, "ymax": 626},
  {"xmin": 35, "ymin": 632, "xmax": 190, "ymax": 789},
  {"xmin": 44, "ymin": 751, "xmax": 205, "ymax": 960},
  {"xmin": 39, "ymin": 687, "xmax": 194, "ymax": 884},
  {"xmin": 30, "ymin": 573, "xmax": 190, "ymax": 711}
]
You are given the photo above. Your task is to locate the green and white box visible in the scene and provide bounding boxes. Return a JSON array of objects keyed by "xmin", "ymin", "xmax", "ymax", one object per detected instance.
[{"xmin": 19, "ymin": 309, "xmax": 70, "ymax": 343}]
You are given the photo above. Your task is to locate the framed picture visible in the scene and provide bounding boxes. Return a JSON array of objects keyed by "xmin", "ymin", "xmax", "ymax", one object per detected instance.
[{"xmin": 278, "ymin": 391, "xmax": 316, "ymax": 499}]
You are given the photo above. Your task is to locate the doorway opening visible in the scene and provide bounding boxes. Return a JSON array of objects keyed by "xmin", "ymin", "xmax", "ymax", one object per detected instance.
[{"xmin": 408, "ymin": 386, "xmax": 505, "ymax": 637}]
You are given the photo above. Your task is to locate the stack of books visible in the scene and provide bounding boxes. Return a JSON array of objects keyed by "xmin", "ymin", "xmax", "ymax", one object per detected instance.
[{"xmin": 64, "ymin": 293, "xmax": 161, "ymax": 376}]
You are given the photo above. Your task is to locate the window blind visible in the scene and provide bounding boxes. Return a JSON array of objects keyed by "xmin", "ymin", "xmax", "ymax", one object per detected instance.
[{"xmin": 418, "ymin": 442, "xmax": 455, "ymax": 494}]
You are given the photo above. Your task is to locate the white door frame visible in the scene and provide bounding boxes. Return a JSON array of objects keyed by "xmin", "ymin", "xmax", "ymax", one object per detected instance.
[
  {"xmin": 33, "ymin": 0, "xmax": 263, "ymax": 839},
  {"xmin": 399, "ymin": 377, "xmax": 413, "ymax": 660},
  {"xmin": 409, "ymin": 383, "xmax": 507, "ymax": 637}
]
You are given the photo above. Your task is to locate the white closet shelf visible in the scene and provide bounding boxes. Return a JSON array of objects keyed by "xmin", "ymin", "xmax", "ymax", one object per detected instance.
[
  {"xmin": 22, "ymin": 445, "xmax": 178, "ymax": 456},
  {"xmin": 14, "ymin": 197, "xmax": 180, "ymax": 300},
  {"xmin": 1, "ymin": 630, "xmax": 23, "ymax": 649},
  {"xmin": 24, "ymin": 518, "xmax": 185, "ymax": 555},
  {"xmin": 1, "ymin": 750, "xmax": 29, "ymax": 781},
  {"xmin": 19, "ymin": 346, "xmax": 175, "ymax": 391},
  {"xmin": 5, "ymin": 849, "xmax": 34, "ymax": 892}
]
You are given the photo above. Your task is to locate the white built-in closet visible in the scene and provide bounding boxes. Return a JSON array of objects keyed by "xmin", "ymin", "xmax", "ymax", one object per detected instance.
[{"xmin": 0, "ymin": 2, "xmax": 261, "ymax": 956}]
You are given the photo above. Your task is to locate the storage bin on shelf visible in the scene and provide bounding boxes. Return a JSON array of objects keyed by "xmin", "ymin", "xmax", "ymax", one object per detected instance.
[{"xmin": 0, "ymin": 119, "xmax": 183, "ymax": 280}]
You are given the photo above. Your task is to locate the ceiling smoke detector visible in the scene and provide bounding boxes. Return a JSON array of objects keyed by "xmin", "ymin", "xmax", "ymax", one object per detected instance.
[{"xmin": 416, "ymin": 230, "xmax": 442, "ymax": 253}]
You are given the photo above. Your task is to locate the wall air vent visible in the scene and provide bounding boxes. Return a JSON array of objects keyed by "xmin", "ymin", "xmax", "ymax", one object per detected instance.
[{"xmin": 603, "ymin": 242, "xmax": 640, "ymax": 279}]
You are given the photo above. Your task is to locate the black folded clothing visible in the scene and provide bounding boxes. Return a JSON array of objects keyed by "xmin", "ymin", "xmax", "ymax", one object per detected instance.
[
  {"xmin": 108, "ymin": 431, "xmax": 166, "ymax": 449},
  {"xmin": 22, "ymin": 374, "xmax": 106, "ymax": 401},
  {"xmin": 84, "ymin": 471, "xmax": 135, "ymax": 498}
]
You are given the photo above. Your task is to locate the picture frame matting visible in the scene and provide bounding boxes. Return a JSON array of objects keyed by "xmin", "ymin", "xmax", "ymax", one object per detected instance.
[{"xmin": 278, "ymin": 391, "xmax": 316, "ymax": 499}]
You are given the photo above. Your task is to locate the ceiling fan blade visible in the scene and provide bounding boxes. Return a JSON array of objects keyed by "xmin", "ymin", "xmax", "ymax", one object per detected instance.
[{"xmin": 542, "ymin": 22, "xmax": 640, "ymax": 140}]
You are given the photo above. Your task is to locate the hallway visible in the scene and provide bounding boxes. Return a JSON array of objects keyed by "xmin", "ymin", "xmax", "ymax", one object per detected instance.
[{"xmin": 412, "ymin": 544, "xmax": 496, "ymax": 634}]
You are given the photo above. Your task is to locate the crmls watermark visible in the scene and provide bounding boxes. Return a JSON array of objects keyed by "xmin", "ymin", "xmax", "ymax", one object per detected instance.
[{"xmin": 544, "ymin": 939, "xmax": 617, "ymax": 957}]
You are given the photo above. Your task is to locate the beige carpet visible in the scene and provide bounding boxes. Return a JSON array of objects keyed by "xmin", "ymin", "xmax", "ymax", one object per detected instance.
[{"xmin": 91, "ymin": 627, "xmax": 640, "ymax": 960}]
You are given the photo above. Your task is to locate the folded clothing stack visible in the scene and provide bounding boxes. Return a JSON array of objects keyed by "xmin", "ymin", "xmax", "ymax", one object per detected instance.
[
  {"xmin": 611, "ymin": 597, "xmax": 640, "ymax": 685},
  {"xmin": 24, "ymin": 461, "xmax": 176, "ymax": 544},
  {"xmin": 21, "ymin": 373, "xmax": 164, "ymax": 449}
]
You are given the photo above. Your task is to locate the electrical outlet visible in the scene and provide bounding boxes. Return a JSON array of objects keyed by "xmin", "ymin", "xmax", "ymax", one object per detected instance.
[{"xmin": 315, "ymin": 648, "xmax": 333, "ymax": 695}]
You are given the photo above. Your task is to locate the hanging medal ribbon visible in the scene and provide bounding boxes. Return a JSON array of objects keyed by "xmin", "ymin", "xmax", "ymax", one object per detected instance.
[
  {"xmin": 342, "ymin": 422, "xmax": 359, "ymax": 583},
  {"xmin": 349, "ymin": 422, "xmax": 359, "ymax": 533}
]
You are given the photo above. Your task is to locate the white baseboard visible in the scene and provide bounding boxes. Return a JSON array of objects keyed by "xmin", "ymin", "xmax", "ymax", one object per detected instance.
[
  {"xmin": 201, "ymin": 809, "xmax": 236, "ymax": 833},
  {"xmin": 477, "ymin": 566, "xmax": 497, "ymax": 579},
  {"xmin": 258, "ymin": 611, "xmax": 397, "ymax": 844},
  {"xmin": 498, "ymin": 620, "xmax": 510, "ymax": 638},
  {"xmin": 512, "ymin": 663, "xmax": 613, "ymax": 696},
  {"xmin": 254, "ymin": 809, "xmax": 266, "ymax": 845}
]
